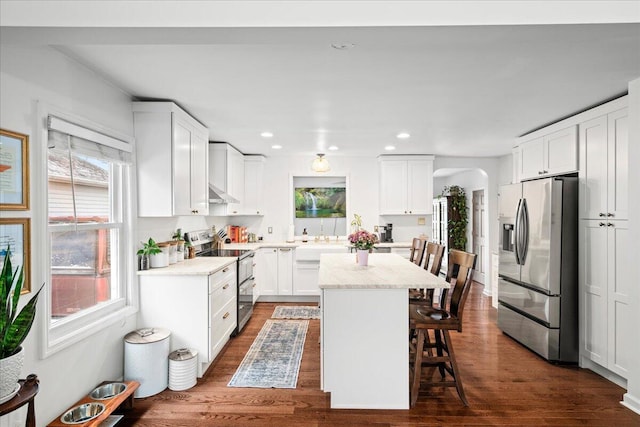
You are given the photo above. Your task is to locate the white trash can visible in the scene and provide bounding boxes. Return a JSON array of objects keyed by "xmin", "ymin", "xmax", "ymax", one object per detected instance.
[
  {"xmin": 124, "ymin": 327, "xmax": 171, "ymax": 397},
  {"xmin": 168, "ymin": 348, "xmax": 198, "ymax": 391}
]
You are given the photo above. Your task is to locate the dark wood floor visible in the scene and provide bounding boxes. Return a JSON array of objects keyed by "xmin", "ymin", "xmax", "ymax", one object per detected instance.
[{"xmin": 121, "ymin": 283, "xmax": 640, "ymax": 426}]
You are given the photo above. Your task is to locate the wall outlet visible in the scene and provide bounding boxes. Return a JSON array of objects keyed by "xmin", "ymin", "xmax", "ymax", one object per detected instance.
[
  {"xmin": 417, "ymin": 217, "xmax": 426, "ymax": 225},
  {"xmin": 268, "ymin": 227, "xmax": 273, "ymax": 234}
]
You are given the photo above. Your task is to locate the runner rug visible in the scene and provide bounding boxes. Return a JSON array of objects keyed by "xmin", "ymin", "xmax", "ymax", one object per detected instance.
[
  {"xmin": 228, "ymin": 319, "xmax": 308, "ymax": 388},
  {"xmin": 271, "ymin": 306, "xmax": 321, "ymax": 320}
]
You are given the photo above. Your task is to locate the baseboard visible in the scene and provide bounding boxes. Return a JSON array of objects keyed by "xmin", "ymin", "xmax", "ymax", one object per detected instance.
[
  {"xmin": 580, "ymin": 356, "xmax": 627, "ymax": 389},
  {"xmin": 622, "ymin": 392, "xmax": 640, "ymax": 415}
]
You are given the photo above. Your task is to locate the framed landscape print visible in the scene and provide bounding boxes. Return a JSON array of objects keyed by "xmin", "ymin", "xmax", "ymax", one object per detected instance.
[
  {"xmin": 0, "ymin": 218, "xmax": 31, "ymax": 294},
  {"xmin": 0, "ymin": 128, "xmax": 30, "ymax": 210}
]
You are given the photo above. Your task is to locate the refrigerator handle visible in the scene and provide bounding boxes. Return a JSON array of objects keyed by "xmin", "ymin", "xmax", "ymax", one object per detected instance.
[
  {"xmin": 514, "ymin": 198, "xmax": 522, "ymax": 265},
  {"xmin": 520, "ymin": 198, "xmax": 530, "ymax": 264}
]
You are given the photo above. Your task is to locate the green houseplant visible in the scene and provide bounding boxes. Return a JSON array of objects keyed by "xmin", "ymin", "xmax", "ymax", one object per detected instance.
[
  {"xmin": 137, "ymin": 238, "xmax": 162, "ymax": 270},
  {"xmin": 441, "ymin": 185, "xmax": 469, "ymax": 251},
  {"xmin": 0, "ymin": 246, "xmax": 42, "ymax": 401}
]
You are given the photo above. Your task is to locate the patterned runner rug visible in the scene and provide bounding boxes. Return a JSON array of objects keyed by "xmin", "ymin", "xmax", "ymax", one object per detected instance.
[
  {"xmin": 228, "ymin": 319, "xmax": 309, "ymax": 388},
  {"xmin": 272, "ymin": 306, "xmax": 321, "ymax": 319}
]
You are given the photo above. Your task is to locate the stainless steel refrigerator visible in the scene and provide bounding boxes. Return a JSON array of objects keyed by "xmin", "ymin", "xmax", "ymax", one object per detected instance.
[{"xmin": 497, "ymin": 176, "xmax": 578, "ymax": 363}]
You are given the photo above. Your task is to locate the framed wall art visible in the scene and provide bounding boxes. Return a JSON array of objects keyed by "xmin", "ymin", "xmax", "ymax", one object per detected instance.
[
  {"xmin": 0, "ymin": 218, "xmax": 31, "ymax": 294},
  {"xmin": 0, "ymin": 128, "xmax": 30, "ymax": 210}
]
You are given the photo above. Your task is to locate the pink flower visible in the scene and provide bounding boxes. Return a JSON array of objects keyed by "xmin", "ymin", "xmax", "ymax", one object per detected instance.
[{"xmin": 348, "ymin": 229, "xmax": 379, "ymax": 250}]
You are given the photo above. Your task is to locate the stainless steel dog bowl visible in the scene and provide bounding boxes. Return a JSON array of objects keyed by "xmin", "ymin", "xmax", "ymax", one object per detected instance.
[
  {"xmin": 89, "ymin": 382, "xmax": 127, "ymax": 400},
  {"xmin": 60, "ymin": 402, "xmax": 105, "ymax": 424}
]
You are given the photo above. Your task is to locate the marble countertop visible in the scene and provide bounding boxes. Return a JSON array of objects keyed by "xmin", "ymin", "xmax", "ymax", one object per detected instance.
[
  {"xmin": 137, "ymin": 257, "xmax": 236, "ymax": 276},
  {"xmin": 318, "ymin": 253, "xmax": 450, "ymax": 290},
  {"xmin": 223, "ymin": 241, "xmax": 412, "ymax": 250}
]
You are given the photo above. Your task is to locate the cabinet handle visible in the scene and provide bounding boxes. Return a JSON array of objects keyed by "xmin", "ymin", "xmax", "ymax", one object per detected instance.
[
  {"xmin": 223, "ymin": 267, "xmax": 229, "ymax": 273},
  {"xmin": 599, "ymin": 213, "xmax": 606, "ymax": 217},
  {"xmin": 538, "ymin": 171, "xmax": 543, "ymax": 175},
  {"xmin": 543, "ymin": 170, "xmax": 548, "ymax": 174},
  {"xmin": 607, "ymin": 213, "xmax": 614, "ymax": 217},
  {"xmin": 252, "ymin": 283, "xmax": 257, "ymax": 288},
  {"xmin": 233, "ymin": 210, "xmax": 238, "ymax": 214},
  {"xmin": 280, "ymin": 248, "xmax": 291, "ymax": 252},
  {"xmin": 599, "ymin": 222, "xmax": 606, "ymax": 227},
  {"xmin": 223, "ymin": 284, "xmax": 229, "ymax": 290},
  {"xmin": 223, "ymin": 312, "xmax": 230, "ymax": 319},
  {"xmin": 607, "ymin": 223, "xmax": 614, "ymax": 227}
]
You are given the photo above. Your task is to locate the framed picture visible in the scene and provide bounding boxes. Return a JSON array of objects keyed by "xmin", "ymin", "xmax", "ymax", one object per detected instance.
[
  {"xmin": 294, "ymin": 187, "xmax": 346, "ymax": 218},
  {"xmin": 0, "ymin": 128, "xmax": 30, "ymax": 210},
  {"xmin": 0, "ymin": 218, "xmax": 31, "ymax": 294}
]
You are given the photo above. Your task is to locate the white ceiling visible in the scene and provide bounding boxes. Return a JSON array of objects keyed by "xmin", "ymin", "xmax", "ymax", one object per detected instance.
[{"xmin": 1, "ymin": 2, "xmax": 639, "ymax": 159}]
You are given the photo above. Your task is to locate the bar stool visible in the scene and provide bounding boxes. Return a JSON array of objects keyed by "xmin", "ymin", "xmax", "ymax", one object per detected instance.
[
  {"xmin": 408, "ymin": 242, "xmax": 445, "ymax": 304},
  {"xmin": 408, "ymin": 237, "xmax": 427, "ymax": 267},
  {"xmin": 409, "ymin": 250, "xmax": 476, "ymax": 407}
]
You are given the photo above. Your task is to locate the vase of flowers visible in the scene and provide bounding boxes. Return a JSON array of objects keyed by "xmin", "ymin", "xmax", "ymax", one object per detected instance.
[{"xmin": 348, "ymin": 229, "xmax": 379, "ymax": 266}]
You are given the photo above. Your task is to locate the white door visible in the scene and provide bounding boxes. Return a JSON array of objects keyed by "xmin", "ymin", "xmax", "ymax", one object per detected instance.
[
  {"xmin": 579, "ymin": 220, "xmax": 608, "ymax": 366},
  {"xmin": 608, "ymin": 220, "xmax": 630, "ymax": 377},
  {"xmin": 519, "ymin": 137, "xmax": 544, "ymax": 180},
  {"xmin": 607, "ymin": 109, "xmax": 628, "ymax": 221},
  {"xmin": 579, "ymin": 115, "xmax": 608, "ymax": 219},
  {"xmin": 379, "ymin": 160, "xmax": 407, "ymax": 214},
  {"xmin": 172, "ymin": 118, "xmax": 193, "ymax": 216},
  {"xmin": 260, "ymin": 248, "xmax": 278, "ymax": 296},
  {"xmin": 278, "ymin": 248, "xmax": 294, "ymax": 295},
  {"xmin": 472, "ymin": 189, "xmax": 485, "ymax": 284}
]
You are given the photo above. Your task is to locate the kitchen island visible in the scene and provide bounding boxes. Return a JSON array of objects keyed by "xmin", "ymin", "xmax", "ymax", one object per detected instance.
[{"xmin": 319, "ymin": 253, "xmax": 449, "ymax": 409}]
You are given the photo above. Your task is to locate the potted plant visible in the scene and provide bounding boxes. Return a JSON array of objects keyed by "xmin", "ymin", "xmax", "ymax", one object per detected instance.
[
  {"xmin": 348, "ymin": 229, "xmax": 379, "ymax": 266},
  {"xmin": 0, "ymin": 245, "xmax": 42, "ymax": 402},
  {"xmin": 137, "ymin": 238, "xmax": 162, "ymax": 270},
  {"xmin": 440, "ymin": 185, "xmax": 468, "ymax": 251}
]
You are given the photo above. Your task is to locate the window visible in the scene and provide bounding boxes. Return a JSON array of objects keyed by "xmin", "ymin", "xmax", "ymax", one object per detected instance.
[{"xmin": 45, "ymin": 115, "xmax": 134, "ymax": 353}]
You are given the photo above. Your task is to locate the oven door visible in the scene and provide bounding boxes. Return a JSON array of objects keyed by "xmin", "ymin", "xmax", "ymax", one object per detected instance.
[
  {"xmin": 238, "ymin": 253, "xmax": 255, "ymax": 284},
  {"xmin": 237, "ymin": 277, "xmax": 254, "ymax": 332}
]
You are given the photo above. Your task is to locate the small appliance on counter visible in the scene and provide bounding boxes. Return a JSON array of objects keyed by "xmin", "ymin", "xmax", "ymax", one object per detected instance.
[{"xmin": 380, "ymin": 223, "xmax": 393, "ymax": 242}]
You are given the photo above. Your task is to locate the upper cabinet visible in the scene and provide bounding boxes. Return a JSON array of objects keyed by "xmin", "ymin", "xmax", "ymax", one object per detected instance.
[
  {"xmin": 242, "ymin": 155, "xmax": 266, "ymax": 215},
  {"xmin": 518, "ymin": 126, "xmax": 578, "ymax": 181},
  {"xmin": 579, "ymin": 108, "xmax": 628, "ymax": 221},
  {"xmin": 209, "ymin": 143, "xmax": 244, "ymax": 216},
  {"xmin": 134, "ymin": 102, "xmax": 209, "ymax": 217},
  {"xmin": 379, "ymin": 155, "xmax": 434, "ymax": 215}
]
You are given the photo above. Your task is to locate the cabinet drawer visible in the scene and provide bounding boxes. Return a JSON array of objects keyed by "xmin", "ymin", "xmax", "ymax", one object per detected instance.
[
  {"xmin": 209, "ymin": 263, "xmax": 236, "ymax": 293},
  {"xmin": 210, "ymin": 297, "xmax": 237, "ymax": 360},
  {"xmin": 210, "ymin": 276, "xmax": 237, "ymax": 315}
]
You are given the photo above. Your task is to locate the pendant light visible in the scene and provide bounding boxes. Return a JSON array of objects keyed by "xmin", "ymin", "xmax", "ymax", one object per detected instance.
[{"xmin": 311, "ymin": 153, "xmax": 330, "ymax": 172}]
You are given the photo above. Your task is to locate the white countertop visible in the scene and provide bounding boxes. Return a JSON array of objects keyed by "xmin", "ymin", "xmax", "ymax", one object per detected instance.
[
  {"xmin": 223, "ymin": 241, "xmax": 412, "ymax": 250},
  {"xmin": 318, "ymin": 253, "xmax": 450, "ymax": 289},
  {"xmin": 137, "ymin": 257, "xmax": 236, "ymax": 276}
]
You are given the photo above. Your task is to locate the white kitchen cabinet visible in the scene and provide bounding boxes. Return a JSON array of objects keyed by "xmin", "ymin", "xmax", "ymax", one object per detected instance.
[
  {"xmin": 294, "ymin": 246, "xmax": 348, "ymax": 296},
  {"xmin": 134, "ymin": 101, "xmax": 209, "ymax": 216},
  {"xmin": 379, "ymin": 155, "xmax": 434, "ymax": 215},
  {"xmin": 579, "ymin": 219, "xmax": 630, "ymax": 379},
  {"xmin": 257, "ymin": 247, "xmax": 294, "ymax": 297},
  {"xmin": 209, "ymin": 143, "xmax": 244, "ymax": 216},
  {"xmin": 579, "ymin": 109, "xmax": 628, "ymax": 221},
  {"xmin": 138, "ymin": 262, "xmax": 237, "ymax": 377},
  {"xmin": 242, "ymin": 155, "xmax": 266, "ymax": 215},
  {"xmin": 518, "ymin": 125, "xmax": 577, "ymax": 181}
]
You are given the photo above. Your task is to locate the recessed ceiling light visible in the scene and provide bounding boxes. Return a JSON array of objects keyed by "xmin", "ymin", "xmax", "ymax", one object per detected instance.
[
  {"xmin": 397, "ymin": 132, "xmax": 410, "ymax": 139},
  {"xmin": 261, "ymin": 131, "xmax": 274, "ymax": 138},
  {"xmin": 271, "ymin": 144, "xmax": 282, "ymax": 150},
  {"xmin": 331, "ymin": 42, "xmax": 355, "ymax": 50},
  {"xmin": 384, "ymin": 145, "xmax": 396, "ymax": 151},
  {"xmin": 328, "ymin": 145, "xmax": 339, "ymax": 151}
]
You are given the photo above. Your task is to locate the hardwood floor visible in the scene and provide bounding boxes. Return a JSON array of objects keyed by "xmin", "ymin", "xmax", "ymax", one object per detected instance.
[{"xmin": 120, "ymin": 284, "xmax": 640, "ymax": 426}]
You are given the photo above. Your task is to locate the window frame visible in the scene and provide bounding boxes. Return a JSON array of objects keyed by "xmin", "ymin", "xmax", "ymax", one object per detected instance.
[{"xmin": 38, "ymin": 103, "xmax": 137, "ymax": 358}]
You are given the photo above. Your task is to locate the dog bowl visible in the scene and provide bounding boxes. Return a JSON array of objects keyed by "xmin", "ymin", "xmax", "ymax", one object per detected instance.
[
  {"xmin": 89, "ymin": 382, "xmax": 127, "ymax": 400},
  {"xmin": 60, "ymin": 402, "xmax": 105, "ymax": 424}
]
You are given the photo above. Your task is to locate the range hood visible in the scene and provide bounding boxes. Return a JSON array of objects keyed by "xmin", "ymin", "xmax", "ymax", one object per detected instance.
[{"xmin": 208, "ymin": 183, "xmax": 239, "ymax": 204}]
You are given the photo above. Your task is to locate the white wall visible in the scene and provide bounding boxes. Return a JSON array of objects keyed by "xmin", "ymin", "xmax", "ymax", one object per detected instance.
[
  {"xmin": 0, "ymin": 45, "xmax": 137, "ymax": 426},
  {"xmin": 622, "ymin": 77, "xmax": 640, "ymax": 415}
]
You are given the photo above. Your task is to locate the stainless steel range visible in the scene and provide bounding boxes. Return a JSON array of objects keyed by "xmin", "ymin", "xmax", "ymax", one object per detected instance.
[{"xmin": 185, "ymin": 230, "xmax": 255, "ymax": 335}]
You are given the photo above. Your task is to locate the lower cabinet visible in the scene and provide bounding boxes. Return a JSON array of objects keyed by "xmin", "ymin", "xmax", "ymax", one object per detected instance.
[
  {"xmin": 257, "ymin": 247, "xmax": 294, "ymax": 296},
  {"xmin": 579, "ymin": 219, "xmax": 631, "ymax": 380},
  {"xmin": 293, "ymin": 261, "xmax": 320, "ymax": 296},
  {"xmin": 138, "ymin": 263, "xmax": 237, "ymax": 377}
]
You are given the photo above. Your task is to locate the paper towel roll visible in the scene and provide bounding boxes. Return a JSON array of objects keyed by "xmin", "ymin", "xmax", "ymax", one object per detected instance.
[{"xmin": 287, "ymin": 225, "xmax": 295, "ymax": 242}]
